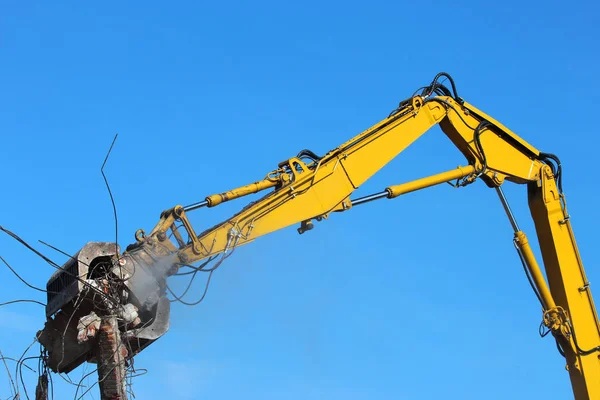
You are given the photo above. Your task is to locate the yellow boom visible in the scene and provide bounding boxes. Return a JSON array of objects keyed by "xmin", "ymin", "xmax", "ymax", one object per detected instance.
[{"xmin": 125, "ymin": 73, "xmax": 600, "ymax": 399}]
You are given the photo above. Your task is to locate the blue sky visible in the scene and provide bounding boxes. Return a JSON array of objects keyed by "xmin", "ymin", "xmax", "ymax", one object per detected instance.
[{"xmin": 1, "ymin": 1, "xmax": 599, "ymax": 399}]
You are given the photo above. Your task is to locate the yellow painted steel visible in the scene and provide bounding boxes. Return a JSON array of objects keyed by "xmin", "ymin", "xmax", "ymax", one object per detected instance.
[
  {"xmin": 131, "ymin": 76, "xmax": 600, "ymax": 399},
  {"xmin": 386, "ymin": 165, "xmax": 476, "ymax": 198},
  {"xmin": 514, "ymin": 230, "xmax": 557, "ymax": 311},
  {"xmin": 205, "ymin": 177, "xmax": 279, "ymax": 207},
  {"xmin": 528, "ymin": 166, "xmax": 600, "ymax": 399},
  {"xmin": 148, "ymin": 96, "xmax": 451, "ymax": 260},
  {"xmin": 437, "ymin": 97, "xmax": 544, "ymax": 186}
]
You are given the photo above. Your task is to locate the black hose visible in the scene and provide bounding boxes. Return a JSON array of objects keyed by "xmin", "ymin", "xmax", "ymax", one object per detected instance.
[
  {"xmin": 474, "ymin": 120, "xmax": 492, "ymax": 173},
  {"xmin": 539, "ymin": 152, "xmax": 563, "ymax": 193},
  {"xmin": 426, "ymin": 72, "xmax": 462, "ymax": 103},
  {"xmin": 568, "ymin": 319, "xmax": 600, "ymax": 356}
]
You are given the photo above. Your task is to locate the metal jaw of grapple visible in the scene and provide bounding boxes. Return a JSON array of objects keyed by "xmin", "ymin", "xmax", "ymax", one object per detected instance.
[{"xmin": 37, "ymin": 239, "xmax": 174, "ymax": 373}]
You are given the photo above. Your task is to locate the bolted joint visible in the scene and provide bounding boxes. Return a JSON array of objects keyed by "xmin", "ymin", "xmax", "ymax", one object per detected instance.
[
  {"xmin": 280, "ymin": 174, "xmax": 291, "ymax": 185},
  {"xmin": 543, "ymin": 306, "xmax": 572, "ymax": 340},
  {"xmin": 191, "ymin": 243, "xmax": 202, "ymax": 255},
  {"xmin": 157, "ymin": 231, "xmax": 167, "ymax": 242},
  {"xmin": 542, "ymin": 164, "xmax": 555, "ymax": 179},
  {"xmin": 544, "ymin": 310, "xmax": 563, "ymax": 332},
  {"xmin": 173, "ymin": 205, "xmax": 184, "ymax": 218}
]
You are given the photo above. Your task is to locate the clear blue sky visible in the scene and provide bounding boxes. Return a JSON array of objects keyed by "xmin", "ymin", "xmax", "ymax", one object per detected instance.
[{"xmin": 1, "ymin": 1, "xmax": 599, "ymax": 399}]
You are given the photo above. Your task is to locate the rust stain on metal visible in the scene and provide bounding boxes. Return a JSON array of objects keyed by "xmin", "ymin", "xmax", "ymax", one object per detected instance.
[{"xmin": 97, "ymin": 316, "xmax": 128, "ymax": 400}]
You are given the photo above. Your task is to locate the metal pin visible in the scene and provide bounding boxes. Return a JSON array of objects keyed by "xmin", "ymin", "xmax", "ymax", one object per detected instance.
[
  {"xmin": 183, "ymin": 200, "xmax": 208, "ymax": 212},
  {"xmin": 495, "ymin": 186, "xmax": 520, "ymax": 233},
  {"xmin": 351, "ymin": 191, "xmax": 389, "ymax": 206}
]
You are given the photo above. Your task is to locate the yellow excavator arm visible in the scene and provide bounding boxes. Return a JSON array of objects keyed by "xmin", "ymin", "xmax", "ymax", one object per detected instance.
[{"xmin": 120, "ymin": 73, "xmax": 600, "ymax": 399}]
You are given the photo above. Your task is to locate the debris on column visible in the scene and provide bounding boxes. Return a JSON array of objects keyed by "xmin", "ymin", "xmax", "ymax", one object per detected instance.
[{"xmin": 77, "ymin": 311, "xmax": 102, "ymax": 343}]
